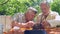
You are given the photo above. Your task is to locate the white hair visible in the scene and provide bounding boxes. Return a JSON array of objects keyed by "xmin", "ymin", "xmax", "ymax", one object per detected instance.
[
  {"xmin": 28, "ymin": 7, "xmax": 37, "ymax": 12},
  {"xmin": 40, "ymin": 0, "xmax": 50, "ymax": 7}
]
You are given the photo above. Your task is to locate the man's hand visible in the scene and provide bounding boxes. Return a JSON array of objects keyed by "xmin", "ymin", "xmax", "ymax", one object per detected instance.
[{"xmin": 42, "ymin": 20, "xmax": 51, "ymax": 28}]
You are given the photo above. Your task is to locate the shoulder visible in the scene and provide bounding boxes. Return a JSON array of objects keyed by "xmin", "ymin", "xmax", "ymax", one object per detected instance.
[
  {"xmin": 50, "ymin": 11, "xmax": 59, "ymax": 16},
  {"xmin": 12, "ymin": 13, "xmax": 24, "ymax": 19},
  {"xmin": 13, "ymin": 13, "xmax": 24, "ymax": 17},
  {"xmin": 37, "ymin": 13, "xmax": 42, "ymax": 17},
  {"xmin": 15, "ymin": 13, "xmax": 24, "ymax": 15},
  {"xmin": 36, "ymin": 13, "xmax": 42, "ymax": 21}
]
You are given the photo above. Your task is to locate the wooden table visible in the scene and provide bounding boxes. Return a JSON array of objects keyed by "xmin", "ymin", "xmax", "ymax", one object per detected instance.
[
  {"xmin": 45, "ymin": 27, "xmax": 60, "ymax": 34},
  {"xmin": 6, "ymin": 27, "xmax": 60, "ymax": 34}
]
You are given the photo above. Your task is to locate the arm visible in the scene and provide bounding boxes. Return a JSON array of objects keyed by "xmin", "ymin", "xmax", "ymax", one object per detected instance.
[{"xmin": 11, "ymin": 13, "xmax": 20, "ymax": 28}]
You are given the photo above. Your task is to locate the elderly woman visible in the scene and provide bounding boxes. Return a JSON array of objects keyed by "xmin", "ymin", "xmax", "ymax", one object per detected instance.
[
  {"xmin": 11, "ymin": 7, "xmax": 37, "ymax": 29},
  {"xmin": 12, "ymin": 7, "xmax": 37, "ymax": 23},
  {"xmin": 7, "ymin": 7, "xmax": 38, "ymax": 34}
]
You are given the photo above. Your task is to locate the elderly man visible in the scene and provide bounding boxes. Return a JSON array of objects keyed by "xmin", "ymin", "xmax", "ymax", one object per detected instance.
[
  {"xmin": 12, "ymin": 7, "xmax": 37, "ymax": 28},
  {"xmin": 33, "ymin": 1, "xmax": 59, "ymax": 30}
]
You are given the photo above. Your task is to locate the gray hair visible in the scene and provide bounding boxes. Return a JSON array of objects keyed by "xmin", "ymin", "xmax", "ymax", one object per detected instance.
[
  {"xmin": 27, "ymin": 7, "xmax": 37, "ymax": 14},
  {"xmin": 40, "ymin": 0, "xmax": 50, "ymax": 7}
]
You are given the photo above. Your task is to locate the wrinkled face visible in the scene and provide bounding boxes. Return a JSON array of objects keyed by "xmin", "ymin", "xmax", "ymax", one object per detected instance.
[
  {"xmin": 40, "ymin": 4, "xmax": 50, "ymax": 14},
  {"xmin": 25, "ymin": 10, "xmax": 36, "ymax": 21}
]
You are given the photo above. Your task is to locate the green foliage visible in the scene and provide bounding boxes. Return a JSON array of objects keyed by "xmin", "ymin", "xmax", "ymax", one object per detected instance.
[
  {"xmin": 0, "ymin": 0, "xmax": 42, "ymax": 16},
  {"xmin": 51, "ymin": 0, "xmax": 60, "ymax": 15},
  {"xmin": 0, "ymin": 0, "xmax": 60, "ymax": 15}
]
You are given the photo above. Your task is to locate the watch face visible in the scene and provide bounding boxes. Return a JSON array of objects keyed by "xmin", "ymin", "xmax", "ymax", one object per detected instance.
[{"xmin": 0, "ymin": 0, "xmax": 8, "ymax": 5}]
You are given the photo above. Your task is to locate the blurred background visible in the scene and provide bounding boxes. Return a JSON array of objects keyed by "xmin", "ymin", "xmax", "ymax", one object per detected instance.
[{"xmin": 0, "ymin": 0, "xmax": 60, "ymax": 16}]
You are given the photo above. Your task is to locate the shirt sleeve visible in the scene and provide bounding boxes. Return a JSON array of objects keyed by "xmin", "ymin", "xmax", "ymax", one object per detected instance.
[
  {"xmin": 12, "ymin": 13, "xmax": 24, "ymax": 23},
  {"xmin": 12, "ymin": 13, "xmax": 19, "ymax": 21}
]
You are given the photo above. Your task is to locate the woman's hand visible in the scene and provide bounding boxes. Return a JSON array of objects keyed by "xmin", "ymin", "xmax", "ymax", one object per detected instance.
[{"xmin": 26, "ymin": 21, "xmax": 35, "ymax": 27}]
